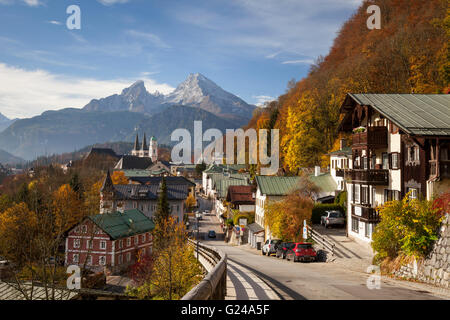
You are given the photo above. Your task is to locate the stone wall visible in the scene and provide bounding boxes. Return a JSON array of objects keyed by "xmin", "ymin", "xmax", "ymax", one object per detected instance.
[{"xmin": 393, "ymin": 214, "xmax": 450, "ymax": 289}]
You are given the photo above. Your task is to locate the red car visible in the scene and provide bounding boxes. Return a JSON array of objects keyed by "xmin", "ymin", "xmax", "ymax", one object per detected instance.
[{"xmin": 286, "ymin": 242, "xmax": 317, "ymax": 262}]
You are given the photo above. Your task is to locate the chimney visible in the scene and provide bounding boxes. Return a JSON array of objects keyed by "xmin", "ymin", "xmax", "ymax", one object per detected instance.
[
  {"xmin": 340, "ymin": 138, "xmax": 346, "ymax": 150},
  {"xmin": 315, "ymin": 166, "xmax": 321, "ymax": 177}
]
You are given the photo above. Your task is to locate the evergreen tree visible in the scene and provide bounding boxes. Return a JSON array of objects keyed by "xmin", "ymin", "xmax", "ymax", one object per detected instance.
[
  {"xmin": 195, "ymin": 161, "xmax": 206, "ymax": 176},
  {"xmin": 154, "ymin": 177, "xmax": 170, "ymax": 224},
  {"xmin": 69, "ymin": 172, "xmax": 83, "ymax": 199}
]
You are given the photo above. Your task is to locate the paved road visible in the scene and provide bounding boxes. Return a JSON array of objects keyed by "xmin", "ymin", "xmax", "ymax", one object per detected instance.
[{"xmin": 193, "ymin": 200, "xmax": 449, "ymax": 300}]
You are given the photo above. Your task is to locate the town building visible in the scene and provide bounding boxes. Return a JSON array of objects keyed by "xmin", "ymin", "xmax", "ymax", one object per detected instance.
[
  {"xmin": 328, "ymin": 140, "xmax": 352, "ymax": 192},
  {"xmin": 100, "ymin": 171, "xmax": 190, "ymax": 222},
  {"xmin": 338, "ymin": 93, "xmax": 450, "ymax": 244},
  {"xmin": 65, "ymin": 209, "xmax": 154, "ymax": 273},
  {"xmin": 226, "ymin": 185, "xmax": 256, "ymax": 213},
  {"xmin": 254, "ymin": 176, "xmax": 300, "ymax": 241}
]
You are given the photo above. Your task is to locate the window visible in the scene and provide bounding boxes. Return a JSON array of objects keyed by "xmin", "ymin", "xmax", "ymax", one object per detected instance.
[
  {"xmin": 74, "ymin": 239, "xmax": 80, "ymax": 248},
  {"xmin": 119, "ymin": 240, "xmax": 123, "ymax": 249},
  {"xmin": 100, "ymin": 241, "xmax": 106, "ymax": 249},
  {"xmin": 142, "ymin": 233, "xmax": 146, "ymax": 242},
  {"xmin": 118, "ymin": 255, "xmax": 123, "ymax": 264},
  {"xmin": 135, "ymin": 236, "xmax": 139, "ymax": 245},
  {"xmin": 365, "ymin": 223, "xmax": 372, "ymax": 238},
  {"xmin": 127, "ymin": 238, "xmax": 131, "ymax": 247},
  {"xmin": 126, "ymin": 252, "xmax": 131, "ymax": 262},
  {"xmin": 73, "ymin": 254, "xmax": 79, "ymax": 263},
  {"xmin": 351, "ymin": 217, "xmax": 359, "ymax": 233},
  {"xmin": 354, "ymin": 185, "xmax": 360, "ymax": 204},
  {"xmin": 408, "ymin": 188, "xmax": 418, "ymax": 199},
  {"xmin": 391, "ymin": 153, "xmax": 399, "ymax": 169},
  {"xmin": 361, "ymin": 186, "xmax": 369, "ymax": 204},
  {"xmin": 82, "ymin": 225, "xmax": 88, "ymax": 233},
  {"xmin": 86, "ymin": 240, "xmax": 93, "ymax": 249},
  {"xmin": 99, "ymin": 256, "xmax": 106, "ymax": 266},
  {"xmin": 86, "ymin": 255, "xmax": 92, "ymax": 265},
  {"xmin": 382, "ymin": 153, "xmax": 389, "ymax": 170}
]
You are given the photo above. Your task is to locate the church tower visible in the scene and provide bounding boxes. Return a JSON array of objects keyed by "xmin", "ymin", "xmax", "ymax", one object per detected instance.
[
  {"xmin": 131, "ymin": 134, "xmax": 140, "ymax": 156},
  {"xmin": 149, "ymin": 136, "xmax": 158, "ymax": 162},
  {"xmin": 100, "ymin": 170, "xmax": 117, "ymax": 214},
  {"xmin": 140, "ymin": 133, "xmax": 149, "ymax": 158}
]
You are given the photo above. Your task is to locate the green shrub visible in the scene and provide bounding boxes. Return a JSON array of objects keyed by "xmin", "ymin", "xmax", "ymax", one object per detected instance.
[
  {"xmin": 311, "ymin": 204, "xmax": 344, "ymax": 224},
  {"xmin": 225, "ymin": 218, "xmax": 234, "ymax": 227},
  {"xmin": 372, "ymin": 193, "xmax": 444, "ymax": 259},
  {"xmin": 334, "ymin": 191, "xmax": 347, "ymax": 212}
]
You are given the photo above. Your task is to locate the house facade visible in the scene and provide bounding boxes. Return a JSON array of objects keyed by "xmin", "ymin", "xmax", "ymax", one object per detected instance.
[
  {"xmin": 338, "ymin": 94, "xmax": 450, "ymax": 244},
  {"xmin": 100, "ymin": 171, "xmax": 189, "ymax": 222},
  {"xmin": 65, "ymin": 209, "xmax": 154, "ymax": 273},
  {"xmin": 255, "ymin": 176, "xmax": 300, "ymax": 241}
]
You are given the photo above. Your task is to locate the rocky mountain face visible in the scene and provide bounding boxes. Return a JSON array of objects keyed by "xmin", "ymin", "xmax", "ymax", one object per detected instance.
[
  {"xmin": 0, "ymin": 112, "xmax": 17, "ymax": 133},
  {"xmin": 165, "ymin": 73, "xmax": 255, "ymax": 120},
  {"xmin": 0, "ymin": 74, "xmax": 254, "ymax": 160},
  {"xmin": 83, "ymin": 73, "xmax": 255, "ymax": 120}
]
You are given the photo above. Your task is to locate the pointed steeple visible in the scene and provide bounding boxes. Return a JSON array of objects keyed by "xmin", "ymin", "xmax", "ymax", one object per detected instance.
[
  {"xmin": 100, "ymin": 169, "xmax": 115, "ymax": 193},
  {"xmin": 134, "ymin": 134, "xmax": 140, "ymax": 151},
  {"xmin": 142, "ymin": 133, "xmax": 148, "ymax": 150}
]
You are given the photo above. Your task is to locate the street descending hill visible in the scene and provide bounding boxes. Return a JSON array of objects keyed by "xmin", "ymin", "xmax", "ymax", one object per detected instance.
[{"xmin": 0, "ymin": 74, "xmax": 256, "ymax": 160}]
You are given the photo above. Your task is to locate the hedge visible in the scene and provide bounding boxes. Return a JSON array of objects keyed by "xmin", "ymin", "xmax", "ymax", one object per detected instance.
[
  {"xmin": 311, "ymin": 204, "xmax": 345, "ymax": 224},
  {"xmin": 233, "ymin": 212, "xmax": 255, "ymax": 226}
]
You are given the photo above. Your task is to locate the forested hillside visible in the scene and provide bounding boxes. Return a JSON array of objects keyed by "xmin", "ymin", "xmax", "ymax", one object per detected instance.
[{"xmin": 247, "ymin": 0, "xmax": 449, "ymax": 173}]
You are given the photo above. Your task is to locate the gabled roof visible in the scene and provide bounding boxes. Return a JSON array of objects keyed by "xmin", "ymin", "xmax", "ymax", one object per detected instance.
[
  {"xmin": 309, "ymin": 173, "xmax": 337, "ymax": 193},
  {"xmin": 216, "ymin": 179, "xmax": 250, "ymax": 199},
  {"xmin": 226, "ymin": 185, "xmax": 255, "ymax": 204},
  {"xmin": 255, "ymin": 176, "xmax": 300, "ymax": 196},
  {"xmin": 343, "ymin": 94, "xmax": 450, "ymax": 136},
  {"xmin": 89, "ymin": 209, "xmax": 155, "ymax": 240},
  {"xmin": 100, "ymin": 170, "xmax": 115, "ymax": 193},
  {"xmin": 113, "ymin": 184, "xmax": 189, "ymax": 201},
  {"xmin": 115, "ymin": 155, "xmax": 153, "ymax": 170},
  {"xmin": 247, "ymin": 222, "xmax": 264, "ymax": 233},
  {"xmin": 86, "ymin": 148, "xmax": 118, "ymax": 159},
  {"xmin": 127, "ymin": 176, "xmax": 195, "ymax": 187},
  {"xmin": 328, "ymin": 147, "xmax": 352, "ymax": 156}
]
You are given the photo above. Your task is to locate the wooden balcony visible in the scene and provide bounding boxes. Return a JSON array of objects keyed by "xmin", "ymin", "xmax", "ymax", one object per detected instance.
[
  {"xmin": 344, "ymin": 169, "xmax": 389, "ymax": 185},
  {"xmin": 351, "ymin": 204, "xmax": 380, "ymax": 223},
  {"xmin": 352, "ymin": 126, "xmax": 388, "ymax": 149}
]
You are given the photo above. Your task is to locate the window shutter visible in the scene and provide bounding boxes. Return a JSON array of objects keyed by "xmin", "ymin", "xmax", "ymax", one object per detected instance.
[{"xmin": 389, "ymin": 153, "xmax": 392, "ymax": 169}]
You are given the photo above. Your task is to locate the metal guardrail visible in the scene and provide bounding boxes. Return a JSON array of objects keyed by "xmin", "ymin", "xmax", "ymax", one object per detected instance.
[
  {"xmin": 182, "ymin": 239, "xmax": 227, "ymax": 300},
  {"xmin": 307, "ymin": 226, "xmax": 335, "ymax": 256}
]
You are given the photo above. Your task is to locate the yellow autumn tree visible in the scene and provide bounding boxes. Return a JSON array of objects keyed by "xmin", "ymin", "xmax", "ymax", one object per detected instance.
[
  {"xmin": 52, "ymin": 184, "xmax": 85, "ymax": 232},
  {"xmin": 111, "ymin": 170, "xmax": 129, "ymax": 185}
]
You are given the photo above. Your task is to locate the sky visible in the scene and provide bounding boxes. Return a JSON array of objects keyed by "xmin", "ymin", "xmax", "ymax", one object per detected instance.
[{"xmin": 0, "ymin": 0, "xmax": 362, "ymax": 119}]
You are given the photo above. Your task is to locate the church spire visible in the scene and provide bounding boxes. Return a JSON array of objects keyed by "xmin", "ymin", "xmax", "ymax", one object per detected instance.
[
  {"xmin": 100, "ymin": 169, "xmax": 115, "ymax": 193},
  {"xmin": 142, "ymin": 133, "xmax": 148, "ymax": 151},
  {"xmin": 134, "ymin": 134, "xmax": 140, "ymax": 151}
]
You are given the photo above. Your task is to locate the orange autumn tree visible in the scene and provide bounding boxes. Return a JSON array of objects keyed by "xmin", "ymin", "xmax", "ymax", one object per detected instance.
[
  {"xmin": 52, "ymin": 184, "xmax": 85, "ymax": 232},
  {"xmin": 111, "ymin": 170, "xmax": 129, "ymax": 185}
]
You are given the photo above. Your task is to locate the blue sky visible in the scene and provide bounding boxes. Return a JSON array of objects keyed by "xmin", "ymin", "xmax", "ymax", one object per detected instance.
[{"xmin": 0, "ymin": 0, "xmax": 362, "ymax": 118}]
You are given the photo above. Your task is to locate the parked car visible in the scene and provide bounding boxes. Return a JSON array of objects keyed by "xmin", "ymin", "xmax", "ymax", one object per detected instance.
[
  {"xmin": 286, "ymin": 243, "xmax": 317, "ymax": 262},
  {"xmin": 208, "ymin": 230, "xmax": 216, "ymax": 238},
  {"xmin": 275, "ymin": 242, "xmax": 294, "ymax": 259},
  {"xmin": 261, "ymin": 239, "xmax": 282, "ymax": 256},
  {"xmin": 321, "ymin": 210, "xmax": 345, "ymax": 228}
]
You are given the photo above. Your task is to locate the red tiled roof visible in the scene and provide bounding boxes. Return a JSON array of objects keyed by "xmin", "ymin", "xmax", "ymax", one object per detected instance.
[{"xmin": 226, "ymin": 185, "xmax": 255, "ymax": 204}]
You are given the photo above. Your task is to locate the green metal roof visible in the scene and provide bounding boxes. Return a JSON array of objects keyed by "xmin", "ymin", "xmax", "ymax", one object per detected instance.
[
  {"xmin": 89, "ymin": 209, "xmax": 155, "ymax": 240},
  {"xmin": 347, "ymin": 94, "xmax": 450, "ymax": 136},
  {"xmin": 122, "ymin": 169, "xmax": 151, "ymax": 177},
  {"xmin": 216, "ymin": 179, "xmax": 250, "ymax": 198},
  {"xmin": 329, "ymin": 147, "xmax": 352, "ymax": 156},
  {"xmin": 255, "ymin": 176, "xmax": 300, "ymax": 196},
  {"xmin": 309, "ymin": 173, "xmax": 337, "ymax": 193}
]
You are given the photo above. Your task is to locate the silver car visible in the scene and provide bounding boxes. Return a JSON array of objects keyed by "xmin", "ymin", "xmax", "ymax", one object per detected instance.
[{"xmin": 321, "ymin": 210, "xmax": 345, "ymax": 228}]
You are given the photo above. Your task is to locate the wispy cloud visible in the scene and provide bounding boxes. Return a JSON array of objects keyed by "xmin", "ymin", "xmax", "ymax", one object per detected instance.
[
  {"xmin": 46, "ymin": 20, "xmax": 62, "ymax": 25},
  {"xmin": 0, "ymin": 0, "xmax": 43, "ymax": 6},
  {"xmin": 252, "ymin": 95, "xmax": 275, "ymax": 106},
  {"xmin": 0, "ymin": 63, "xmax": 174, "ymax": 118},
  {"xmin": 282, "ymin": 59, "xmax": 314, "ymax": 65},
  {"xmin": 126, "ymin": 30, "xmax": 171, "ymax": 49},
  {"xmin": 97, "ymin": 0, "xmax": 130, "ymax": 6}
]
